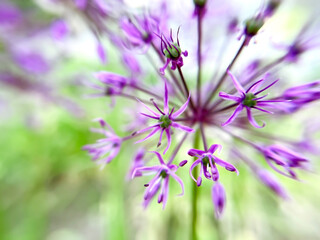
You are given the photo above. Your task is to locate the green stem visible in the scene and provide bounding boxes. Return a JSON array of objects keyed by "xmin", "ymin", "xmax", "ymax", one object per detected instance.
[
  {"xmin": 177, "ymin": 66, "xmax": 196, "ymax": 110},
  {"xmin": 196, "ymin": 13, "xmax": 203, "ymax": 107},
  {"xmin": 191, "ymin": 128, "xmax": 201, "ymax": 240},
  {"xmin": 203, "ymin": 37, "xmax": 247, "ymax": 107}
]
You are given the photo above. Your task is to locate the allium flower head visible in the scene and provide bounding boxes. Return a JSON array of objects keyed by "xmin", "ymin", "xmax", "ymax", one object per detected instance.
[
  {"xmin": 219, "ymin": 70, "xmax": 280, "ymax": 128},
  {"xmin": 132, "ymin": 151, "xmax": 186, "ymax": 209},
  {"xmin": 75, "ymin": 0, "xmax": 318, "ymax": 225},
  {"xmin": 188, "ymin": 144, "xmax": 238, "ymax": 186}
]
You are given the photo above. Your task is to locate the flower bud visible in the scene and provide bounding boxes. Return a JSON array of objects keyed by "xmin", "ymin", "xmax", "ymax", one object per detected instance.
[
  {"xmin": 193, "ymin": 0, "xmax": 207, "ymax": 7},
  {"xmin": 211, "ymin": 182, "xmax": 226, "ymax": 219},
  {"xmin": 245, "ymin": 17, "xmax": 264, "ymax": 37},
  {"xmin": 264, "ymin": 0, "xmax": 281, "ymax": 17}
]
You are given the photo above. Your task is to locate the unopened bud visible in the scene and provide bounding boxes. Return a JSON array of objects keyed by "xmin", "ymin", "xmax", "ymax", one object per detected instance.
[
  {"xmin": 193, "ymin": 0, "xmax": 207, "ymax": 7},
  {"xmin": 212, "ymin": 182, "xmax": 226, "ymax": 219},
  {"xmin": 245, "ymin": 17, "xmax": 264, "ymax": 37}
]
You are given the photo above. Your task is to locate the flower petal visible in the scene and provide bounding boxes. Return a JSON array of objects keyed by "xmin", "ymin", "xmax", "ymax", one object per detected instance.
[
  {"xmin": 171, "ymin": 122, "xmax": 194, "ymax": 132},
  {"xmin": 132, "ymin": 166, "xmax": 162, "ymax": 179},
  {"xmin": 254, "ymin": 80, "xmax": 279, "ymax": 95},
  {"xmin": 135, "ymin": 127, "xmax": 160, "ymax": 143},
  {"xmin": 246, "ymin": 107, "xmax": 265, "ymax": 128},
  {"xmin": 214, "ymin": 156, "xmax": 239, "ymax": 175},
  {"xmin": 188, "ymin": 148, "xmax": 206, "ymax": 157},
  {"xmin": 253, "ymin": 106, "xmax": 273, "ymax": 114},
  {"xmin": 149, "ymin": 151, "xmax": 166, "ymax": 165},
  {"xmin": 189, "ymin": 159, "xmax": 202, "ymax": 183},
  {"xmin": 163, "ymin": 128, "xmax": 172, "ymax": 155},
  {"xmin": 208, "ymin": 144, "xmax": 222, "ymax": 154},
  {"xmin": 164, "ymin": 80, "xmax": 169, "ymax": 114},
  {"xmin": 219, "ymin": 92, "xmax": 242, "ymax": 102},
  {"xmin": 135, "ymin": 124, "xmax": 160, "ymax": 135},
  {"xmin": 227, "ymin": 70, "xmax": 245, "ymax": 94},
  {"xmin": 221, "ymin": 104, "xmax": 243, "ymax": 126},
  {"xmin": 161, "ymin": 177, "xmax": 170, "ymax": 209},
  {"xmin": 136, "ymin": 98, "xmax": 160, "ymax": 117},
  {"xmin": 170, "ymin": 172, "xmax": 185, "ymax": 196},
  {"xmin": 172, "ymin": 95, "xmax": 190, "ymax": 119},
  {"xmin": 246, "ymin": 79, "xmax": 264, "ymax": 93}
]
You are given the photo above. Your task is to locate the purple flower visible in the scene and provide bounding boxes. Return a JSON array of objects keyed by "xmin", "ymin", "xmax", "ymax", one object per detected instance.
[
  {"xmin": 121, "ymin": 15, "xmax": 158, "ymax": 50},
  {"xmin": 158, "ymin": 28, "xmax": 188, "ymax": 75},
  {"xmin": 13, "ymin": 52, "xmax": 50, "ymax": 74},
  {"xmin": 51, "ymin": 19, "xmax": 69, "ymax": 41},
  {"xmin": 188, "ymin": 144, "xmax": 238, "ymax": 186},
  {"xmin": 0, "ymin": 3, "xmax": 22, "ymax": 26},
  {"xmin": 257, "ymin": 145, "xmax": 308, "ymax": 179},
  {"xmin": 132, "ymin": 151, "xmax": 185, "ymax": 209},
  {"xmin": 83, "ymin": 118, "xmax": 121, "ymax": 167},
  {"xmin": 84, "ymin": 72, "xmax": 128, "ymax": 100},
  {"xmin": 219, "ymin": 70, "xmax": 280, "ymax": 128},
  {"xmin": 95, "ymin": 71, "xmax": 128, "ymax": 88},
  {"xmin": 135, "ymin": 81, "xmax": 194, "ymax": 154},
  {"xmin": 257, "ymin": 169, "xmax": 289, "ymax": 199},
  {"xmin": 273, "ymin": 22, "xmax": 320, "ymax": 62},
  {"xmin": 281, "ymin": 80, "xmax": 320, "ymax": 110},
  {"xmin": 211, "ymin": 182, "xmax": 226, "ymax": 219},
  {"xmin": 74, "ymin": 0, "xmax": 87, "ymax": 10}
]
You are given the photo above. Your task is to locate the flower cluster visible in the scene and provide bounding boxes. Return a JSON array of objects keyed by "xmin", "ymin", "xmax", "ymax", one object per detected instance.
[{"xmin": 68, "ymin": 0, "xmax": 320, "ymax": 222}]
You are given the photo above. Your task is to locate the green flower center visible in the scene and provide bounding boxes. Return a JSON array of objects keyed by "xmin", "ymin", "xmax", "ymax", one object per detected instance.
[
  {"xmin": 164, "ymin": 43, "xmax": 181, "ymax": 60},
  {"xmin": 160, "ymin": 170, "xmax": 168, "ymax": 178},
  {"xmin": 159, "ymin": 115, "xmax": 172, "ymax": 128},
  {"xmin": 202, "ymin": 156, "xmax": 210, "ymax": 166},
  {"xmin": 243, "ymin": 93, "xmax": 257, "ymax": 107},
  {"xmin": 193, "ymin": 0, "xmax": 207, "ymax": 7}
]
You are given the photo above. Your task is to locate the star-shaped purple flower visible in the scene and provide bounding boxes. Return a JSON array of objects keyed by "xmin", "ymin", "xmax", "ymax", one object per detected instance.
[
  {"xmin": 135, "ymin": 81, "xmax": 194, "ymax": 154},
  {"xmin": 188, "ymin": 144, "xmax": 238, "ymax": 186},
  {"xmin": 82, "ymin": 118, "xmax": 121, "ymax": 167},
  {"xmin": 219, "ymin": 70, "xmax": 280, "ymax": 128},
  {"xmin": 158, "ymin": 28, "xmax": 188, "ymax": 75},
  {"xmin": 132, "ymin": 151, "xmax": 186, "ymax": 209},
  {"xmin": 121, "ymin": 14, "xmax": 158, "ymax": 51},
  {"xmin": 257, "ymin": 144, "xmax": 308, "ymax": 180}
]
